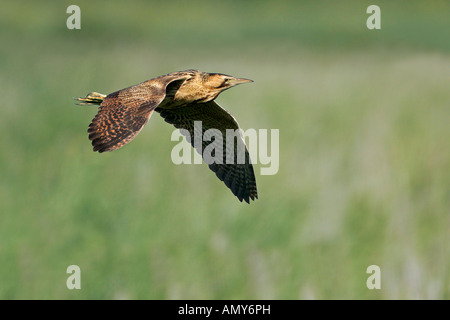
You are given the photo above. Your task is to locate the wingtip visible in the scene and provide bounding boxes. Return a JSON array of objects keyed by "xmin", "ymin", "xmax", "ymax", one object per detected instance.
[{"xmin": 242, "ymin": 192, "xmax": 258, "ymax": 204}]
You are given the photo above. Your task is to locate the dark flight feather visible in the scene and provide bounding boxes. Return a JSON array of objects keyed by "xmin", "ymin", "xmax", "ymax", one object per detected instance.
[{"xmin": 156, "ymin": 101, "xmax": 257, "ymax": 203}]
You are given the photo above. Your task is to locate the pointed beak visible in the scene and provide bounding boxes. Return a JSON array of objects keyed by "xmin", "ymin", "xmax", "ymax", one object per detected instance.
[{"xmin": 228, "ymin": 77, "xmax": 254, "ymax": 86}]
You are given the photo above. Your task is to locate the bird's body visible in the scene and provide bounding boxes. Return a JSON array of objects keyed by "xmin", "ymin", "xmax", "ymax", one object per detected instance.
[{"xmin": 75, "ymin": 70, "xmax": 257, "ymax": 203}]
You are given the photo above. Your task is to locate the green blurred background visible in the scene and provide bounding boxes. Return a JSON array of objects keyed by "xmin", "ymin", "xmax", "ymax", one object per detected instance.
[{"xmin": 0, "ymin": 0, "xmax": 449, "ymax": 299}]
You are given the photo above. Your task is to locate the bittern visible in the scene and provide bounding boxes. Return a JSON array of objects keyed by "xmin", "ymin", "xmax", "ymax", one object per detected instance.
[{"xmin": 75, "ymin": 70, "xmax": 258, "ymax": 203}]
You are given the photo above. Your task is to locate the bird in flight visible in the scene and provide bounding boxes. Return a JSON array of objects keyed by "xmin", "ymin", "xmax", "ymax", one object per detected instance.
[{"xmin": 75, "ymin": 70, "xmax": 258, "ymax": 203}]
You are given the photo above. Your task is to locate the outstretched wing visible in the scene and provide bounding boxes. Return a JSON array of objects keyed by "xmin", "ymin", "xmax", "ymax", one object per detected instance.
[
  {"xmin": 88, "ymin": 75, "xmax": 187, "ymax": 153},
  {"xmin": 156, "ymin": 101, "xmax": 258, "ymax": 203}
]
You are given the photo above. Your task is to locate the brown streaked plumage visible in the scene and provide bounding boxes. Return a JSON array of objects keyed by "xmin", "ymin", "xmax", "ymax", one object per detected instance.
[{"xmin": 75, "ymin": 70, "xmax": 257, "ymax": 203}]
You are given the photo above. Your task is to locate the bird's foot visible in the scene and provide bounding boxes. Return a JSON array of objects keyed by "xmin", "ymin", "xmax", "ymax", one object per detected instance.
[{"xmin": 74, "ymin": 92, "xmax": 106, "ymax": 105}]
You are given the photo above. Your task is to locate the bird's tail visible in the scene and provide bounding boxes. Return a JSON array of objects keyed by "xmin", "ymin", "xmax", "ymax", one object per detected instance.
[{"xmin": 74, "ymin": 92, "xmax": 106, "ymax": 105}]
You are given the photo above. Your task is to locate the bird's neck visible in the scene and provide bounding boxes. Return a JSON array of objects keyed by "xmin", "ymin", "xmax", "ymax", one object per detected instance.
[{"xmin": 168, "ymin": 82, "xmax": 219, "ymax": 106}]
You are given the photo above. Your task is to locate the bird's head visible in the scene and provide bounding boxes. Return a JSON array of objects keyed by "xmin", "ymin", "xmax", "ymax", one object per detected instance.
[
  {"xmin": 202, "ymin": 73, "xmax": 254, "ymax": 93},
  {"xmin": 174, "ymin": 70, "xmax": 253, "ymax": 103}
]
